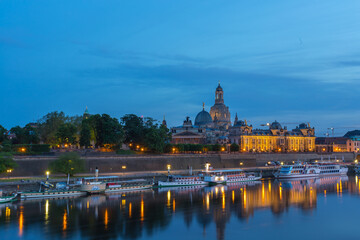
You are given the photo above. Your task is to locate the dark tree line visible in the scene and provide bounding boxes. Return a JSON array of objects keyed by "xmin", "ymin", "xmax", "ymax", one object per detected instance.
[{"xmin": 0, "ymin": 111, "xmax": 171, "ymax": 153}]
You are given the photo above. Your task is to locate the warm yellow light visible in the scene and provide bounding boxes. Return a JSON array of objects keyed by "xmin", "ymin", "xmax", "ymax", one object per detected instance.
[
  {"xmin": 141, "ymin": 148, "xmax": 144, "ymax": 151},
  {"xmin": 355, "ymin": 159, "xmax": 358, "ymax": 164},
  {"xmin": 64, "ymin": 144, "xmax": 68, "ymax": 148},
  {"xmin": 122, "ymin": 166, "xmax": 127, "ymax": 169},
  {"xmin": 221, "ymin": 147, "xmax": 225, "ymax": 151},
  {"xmin": 167, "ymin": 164, "xmax": 171, "ymax": 170},
  {"xmin": 20, "ymin": 148, "xmax": 26, "ymax": 152},
  {"xmin": 46, "ymin": 171, "xmax": 50, "ymax": 175},
  {"xmin": 243, "ymin": 148, "xmax": 246, "ymax": 151},
  {"xmin": 129, "ymin": 143, "xmax": 132, "ymax": 147},
  {"xmin": 136, "ymin": 145, "xmax": 140, "ymax": 149},
  {"xmin": 172, "ymin": 147, "xmax": 176, "ymax": 152},
  {"xmin": 281, "ymin": 162, "xmax": 284, "ymax": 165},
  {"xmin": 240, "ymin": 162, "xmax": 243, "ymax": 166}
]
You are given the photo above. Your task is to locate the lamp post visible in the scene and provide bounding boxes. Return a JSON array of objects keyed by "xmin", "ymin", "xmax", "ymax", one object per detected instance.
[
  {"xmin": 205, "ymin": 163, "xmax": 211, "ymax": 172},
  {"xmin": 6, "ymin": 169, "xmax": 12, "ymax": 179},
  {"xmin": 46, "ymin": 171, "xmax": 50, "ymax": 181}
]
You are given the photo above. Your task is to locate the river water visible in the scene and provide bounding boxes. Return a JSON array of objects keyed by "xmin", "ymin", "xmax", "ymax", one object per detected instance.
[{"xmin": 1, "ymin": 176, "xmax": 359, "ymax": 240}]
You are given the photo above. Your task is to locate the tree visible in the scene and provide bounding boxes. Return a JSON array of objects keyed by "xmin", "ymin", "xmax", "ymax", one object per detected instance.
[
  {"xmin": 0, "ymin": 153, "xmax": 17, "ymax": 174},
  {"xmin": 50, "ymin": 152, "xmax": 85, "ymax": 177},
  {"xmin": 92, "ymin": 114, "xmax": 124, "ymax": 148},
  {"xmin": 56, "ymin": 123, "xmax": 77, "ymax": 144},
  {"xmin": 37, "ymin": 111, "xmax": 67, "ymax": 145},
  {"xmin": 10, "ymin": 124, "xmax": 39, "ymax": 144},
  {"xmin": 80, "ymin": 120, "xmax": 91, "ymax": 148},
  {"xmin": 0, "ymin": 125, "xmax": 7, "ymax": 143},
  {"xmin": 230, "ymin": 143, "xmax": 240, "ymax": 152},
  {"xmin": 121, "ymin": 114, "xmax": 145, "ymax": 144}
]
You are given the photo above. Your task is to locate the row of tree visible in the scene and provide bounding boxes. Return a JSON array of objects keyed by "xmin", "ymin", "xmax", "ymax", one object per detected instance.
[{"xmin": 0, "ymin": 112, "xmax": 171, "ymax": 153}]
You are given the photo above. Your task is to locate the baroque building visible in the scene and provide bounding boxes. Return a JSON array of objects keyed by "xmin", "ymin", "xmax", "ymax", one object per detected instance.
[{"xmin": 228, "ymin": 120, "xmax": 316, "ymax": 152}]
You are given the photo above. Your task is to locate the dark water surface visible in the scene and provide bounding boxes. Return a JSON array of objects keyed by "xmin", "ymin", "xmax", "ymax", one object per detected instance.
[{"xmin": 1, "ymin": 176, "xmax": 359, "ymax": 240}]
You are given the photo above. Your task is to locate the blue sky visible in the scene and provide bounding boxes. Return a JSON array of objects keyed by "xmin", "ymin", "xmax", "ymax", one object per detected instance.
[{"xmin": 1, "ymin": 0, "xmax": 360, "ymax": 136}]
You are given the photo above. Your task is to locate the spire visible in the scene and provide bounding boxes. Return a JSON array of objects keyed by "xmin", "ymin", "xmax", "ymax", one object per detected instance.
[
  {"xmin": 202, "ymin": 102, "xmax": 205, "ymax": 110},
  {"xmin": 234, "ymin": 113, "xmax": 238, "ymax": 125},
  {"xmin": 162, "ymin": 115, "xmax": 167, "ymax": 127},
  {"xmin": 245, "ymin": 119, "xmax": 247, "ymax": 126}
]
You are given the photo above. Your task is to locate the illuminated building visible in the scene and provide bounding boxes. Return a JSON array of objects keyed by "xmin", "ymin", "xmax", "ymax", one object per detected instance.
[
  {"xmin": 315, "ymin": 137, "xmax": 352, "ymax": 152},
  {"xmin": 229, "ymin": 120, "xmax": 315, "ymax": 152}
]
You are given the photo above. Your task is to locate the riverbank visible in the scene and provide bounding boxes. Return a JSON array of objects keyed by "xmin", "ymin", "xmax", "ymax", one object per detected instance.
[{"xmin": 3, "ymin": 152, "xmax": 355, "ymax": 177}]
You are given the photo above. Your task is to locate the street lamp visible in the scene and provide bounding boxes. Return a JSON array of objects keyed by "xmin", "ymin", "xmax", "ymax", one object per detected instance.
[
  {"xmin": 205, "ymin": 163, "xmax": 211, "ymax": 172},
  {"xmin": 167, "ymin": 164, "xmax": 171, "ymax": 176},
  {"xmin": 46, "ymin": 171, "xmax": 50, "ymax": 181}
]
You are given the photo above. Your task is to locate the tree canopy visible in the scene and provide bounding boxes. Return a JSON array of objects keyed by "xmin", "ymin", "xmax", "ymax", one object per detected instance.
[{"xmin": 50, "ymin": 152, "xmax": 85, "ymax": 176}]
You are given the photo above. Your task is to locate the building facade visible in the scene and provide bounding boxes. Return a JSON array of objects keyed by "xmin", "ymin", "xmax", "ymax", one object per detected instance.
[{"xmin": 229, "ymin": 120, "xmax": 316, "ymax": 152}]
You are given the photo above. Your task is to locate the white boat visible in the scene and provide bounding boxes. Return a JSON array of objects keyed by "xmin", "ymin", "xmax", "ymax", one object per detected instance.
[
  {"xmin": 157, "ymin": 175, "xmax": 207, "ymax": 187},
  {"xmin": 314, "ymin": 164, "xmax": 348, "ymax": 176},
  {"xmin": 200, "ymin": 169, "xmax": 261, "ymax": 185},
  {"xmin": 224, "ymin": 169, "xmax": 262, "ymax": 183},
  {"xmin": 0, "ymin": 194, "xmax": 17, "ymax": 203},
  {"xmin": 274, "ymin": 164, "xmax": 320, "ymax": 179}
]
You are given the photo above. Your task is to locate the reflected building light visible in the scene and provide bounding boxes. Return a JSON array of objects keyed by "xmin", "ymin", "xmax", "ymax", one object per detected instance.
[
  {"xmin": 140, "ymin": 199, "xmax": 144, "ymax": 222},
  {"xmin": 222, "ymin": 193, "xmax": 226, "ymax": 210},
  {"xmin": 215, "ymin": 187, "xmax": 219, "ymax": 196},
  {"xmin": 356, "ymin": 176, "xmax": 358, "ymax": 185},
  {"xmin": 167, "ymin": 190, "xmax": 171, "ymax": 207},
  {"xmin": 87, "ymin": 201, "xmax": 89, "ymax": 209},
  {"xmin": 45, "ymin": 200, "xmax": 49, "ymax": 221},
  {"xmin": 262, "ymin": 183, "xmax": 265, "ymax": 203},
  {"xmin": 206, "ymin": 193, "xmax": 210, "ymax": 211},
  {"xmin": 243, "ymin": 189, "xmax": 247, "ymax": 209},
  {"xmin": 279, "ymin": 187, "xmax": 282, "ymax": 200},
  {"xmin": 5, "ymin": 207, "xmax": 10, "ymax": 219},
  {"xmin": 324, "ymin": 190, "xmax": 327, "ymax": 197},
  {"xmin": 19, "ymin": 207, "xmax": 24, "ymax": 237},
  {"xmin": 173, "ymin": 199, "xmax": 176, "ymax": 213},
  {"xmin": 336, "ymin": 183, "xmax": 339, "ymax": 195},
  {"xmin": 129, "ymin": 203, "xmax": 132, "ymax": 218},
  {"xmin": 63, "ymin": 211, "xmax": 67, "ymax": 231},
  {"xmin": 268, "ymin": 181, "xmax": 271, "ymax": 193},
  {"xmin": 104, "ymin": 209, "xmax": 108, "ymax": 229},
  {"xmin": 122, "ymin": 199, "xmax": 126, "ymax": 206},
  {"xmin": 232, "ymin": 190, "xmax": 235, "ymax": 203}
]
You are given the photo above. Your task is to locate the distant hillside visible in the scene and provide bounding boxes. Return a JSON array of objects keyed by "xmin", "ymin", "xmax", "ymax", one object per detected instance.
[{"xmin": 344, "ymin": 130, "xmax": 360, "ymax": 138}]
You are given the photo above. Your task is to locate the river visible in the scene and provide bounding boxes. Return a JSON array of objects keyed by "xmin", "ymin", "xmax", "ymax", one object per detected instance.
[{"xmin": 1, "ymin": 176, "xmax": 359, "ymax": 240}]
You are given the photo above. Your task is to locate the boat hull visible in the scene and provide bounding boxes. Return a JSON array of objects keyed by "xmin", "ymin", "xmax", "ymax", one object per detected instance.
[
  {"xmin": 157, "ymin": 181, "xmax": 207, "ymax": 188},
  {"xmin": 20, "ymin": 191, "xmax": 86, "ymax": 200},
  {"xmin": 227, "ymin": 176, "xmax": 262, "ymax": 182},
  {"xmin": 105, "ymin": 184, "xmax": 153, "ymax": 193}
]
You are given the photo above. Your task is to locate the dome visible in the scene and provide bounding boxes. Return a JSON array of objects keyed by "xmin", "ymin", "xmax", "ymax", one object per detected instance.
[
  {"xmin": 270, "ymin": 121, "xmax": 282, "ymax": 130},
  {"xmin": 195, "ymin": 110, "xmax": 213, "ymax": 126}
]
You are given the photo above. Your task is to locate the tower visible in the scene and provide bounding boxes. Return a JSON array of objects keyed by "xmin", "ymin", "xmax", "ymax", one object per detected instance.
[{"xmin": 210, "ymin": 82, "xmax": 231, "ymax": 129}]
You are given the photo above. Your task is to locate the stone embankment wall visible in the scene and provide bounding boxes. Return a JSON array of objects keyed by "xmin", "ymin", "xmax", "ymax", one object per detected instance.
[{"xmin": 7, "ymin": 152, "xmax": 356, "ymax": 177}]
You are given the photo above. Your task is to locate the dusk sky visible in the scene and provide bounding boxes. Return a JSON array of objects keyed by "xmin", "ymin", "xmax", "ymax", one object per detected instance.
[{"xmin": 1, "ymin": 1, "xmax": 360, "ymax": 136}]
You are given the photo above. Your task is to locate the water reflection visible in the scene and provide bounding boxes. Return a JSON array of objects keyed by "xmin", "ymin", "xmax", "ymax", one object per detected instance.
[{"xmin": 0, "ymin": 176, "xmax": 357, "ymax": 240}]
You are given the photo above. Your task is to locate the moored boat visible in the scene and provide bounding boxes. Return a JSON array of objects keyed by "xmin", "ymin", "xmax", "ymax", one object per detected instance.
[
  {"xmin": 274, "ymin": 164, "xmax": 320, "ymax": 179},
  {"xmin": 157, "ymin": 175, "xmax": 207, "ymax": 188},
  {"xmin": 20, "ymin": 190, "xmax": 86, "ymax": 200},
  {"xmin": 0, "ymin": 194, "xmax": 18, "ymax": 203},
  {"xmin": 314, "ymin": 163, "xmax": 348, "ymax": 176}
]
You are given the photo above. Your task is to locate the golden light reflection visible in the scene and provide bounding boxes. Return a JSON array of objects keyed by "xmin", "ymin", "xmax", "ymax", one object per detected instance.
[
  {"xmin": 324, "ymin": 190, "xmax": 327, "ymax": 197},
  {"xmin": 19, "ymin": 207, "xmax": 23, "ymax": 237},
  {"xmin": 129, "ymin": 203, "xmax": 132, "ymax": 218},
  {"xmin": 262, "ymin": 182, "xmax": 265, "ymax": 203},
  {"xmin": 63, "ymin": 211, "xmax": 67, "ymax": 231},
  {"xmin": 45, "ymin": 200, "xmax": 49, "ymax": 221},
  {"xmin": 268, "ymin": 180, "xmax": 271, "ymax": 193},
  {"xmin": 167, "ymin": 190, "xmax": 171, "ymax": 207},
  {"xmin": 232, "ymin": 190, "xmax": 235, "ymax": 203},
  {"xmin": 243, "ymin": 188, "xmax": 247, "ymax": 209},
  {"xmin": 215, "ymin": 187, "xmax": 219, "ymax": 196},
  {"xmin": 140, "ymin": 199, "xmax": 144, "ymax": 222},
  {"xmin": 5, "ymin": 207, "xmax": 10, "ymax": 219},
  {"xmin": 87, "ymin": 201, "xmax": 89, "ymax": 209},
  {"xmin": 206, "ymin": 193, "xmax": 210, "ymax": 211},
  {"xmin": 122, "ymin": 199, "xmax": 126, "ymax": 206},
  {"xmin": 173, "ymin": 199, "xmax": 176, "ymax": 213},
  {"xmin": 222, "ymin": 193, "xmax": 225, "ymax": 210},
  {"xmin": 104, "ymin": 209, "xmax": 108, "ymax": 229},
  {"xmin": 356, "ymin": 175, "xmax": 358, "ymax": 185},
  {"xmin": 279, "ymin": 186, "xmax": 282, "ymax": 200}
]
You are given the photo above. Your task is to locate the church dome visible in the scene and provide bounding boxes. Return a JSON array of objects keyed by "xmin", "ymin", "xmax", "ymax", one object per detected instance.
[
  {"xmin": 195, "ymin": 110, "xmax": 213, "ymax": 126},
  {"xmin": 270, "ymin": 121, "xmax": 282, "ymax": 130}
]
